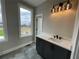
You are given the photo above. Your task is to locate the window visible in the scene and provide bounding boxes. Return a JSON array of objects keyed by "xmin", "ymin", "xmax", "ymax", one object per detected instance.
[
  {"xmin": 0, "ymin": 0, "xmax": 5, "ymax": 40},
  {"xmin": 20, "ymin": 7, "xmax": 32, "ymax": 37}
]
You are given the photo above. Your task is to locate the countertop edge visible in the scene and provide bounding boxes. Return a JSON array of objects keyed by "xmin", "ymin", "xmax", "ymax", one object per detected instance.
[{"xmin": 36, "ymin": 33, "xmax": 72, "ymax": 51}]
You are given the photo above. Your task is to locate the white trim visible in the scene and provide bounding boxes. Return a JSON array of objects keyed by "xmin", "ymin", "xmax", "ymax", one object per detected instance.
[
  {"xmin": 1, "ymin": 0, "xmax": 9, "ymax": 41},
  {"xmin": 21, "ymin": 34, "xmax": 32, "ymax": 38},
  {"xmin": 35, "ymin": 14, "xmax": 43, "ymax": 42},
  {"xmin": 35, "ymin": 14, "xmax": 43, "ymax": 35},
  {"xmin": 0, "ymin": 41, "xmax": 33, "ymax": 56},
  {"xmin": 35, "ymin": 14, "xmax": 43, "ymax": 17}
]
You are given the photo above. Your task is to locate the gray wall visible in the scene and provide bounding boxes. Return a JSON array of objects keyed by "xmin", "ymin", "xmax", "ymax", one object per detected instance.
[
  {"xmin": 0, "ymin": 0, "xmax": 34, "ymax": 53},
  {"xmin": 35, "ymin": 0, "xmax": 78, "ymax": 39}
]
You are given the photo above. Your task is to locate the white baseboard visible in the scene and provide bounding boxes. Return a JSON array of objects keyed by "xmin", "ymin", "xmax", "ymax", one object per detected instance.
[{"xmin": 0, "ymin": 41, "xmax": 33, "ymax": 56}]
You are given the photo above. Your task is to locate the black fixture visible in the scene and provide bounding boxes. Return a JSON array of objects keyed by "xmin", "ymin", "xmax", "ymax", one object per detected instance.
[
  {"xmin": 53, "ymin": 35, "xmax": 62, "ymax": 40},
  {"xmin": 51, "ymin": 0, "xmax": 72, "ymax": 14},
  {"xmin": 58, "ymin": 3, "xmax": 63, "ymax": 12},
  {"xmin": 65, "ymin": 0, "xmax": 72, "ymax": 10}
]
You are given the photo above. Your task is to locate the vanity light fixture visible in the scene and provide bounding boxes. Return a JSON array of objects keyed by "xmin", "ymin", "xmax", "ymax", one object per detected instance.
[{"xmin": 51, "ymin": 0, "xmax": 72, "ymax": 14}]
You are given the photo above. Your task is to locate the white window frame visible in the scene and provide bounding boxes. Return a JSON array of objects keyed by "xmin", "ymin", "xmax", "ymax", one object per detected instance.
[
  {"xmin": 18, "ymin": 4, "xmax": 33, "ymax": 38},
  {"xmin": 0, "ymin": 0, "xmax": 7, "ymax": 42}
]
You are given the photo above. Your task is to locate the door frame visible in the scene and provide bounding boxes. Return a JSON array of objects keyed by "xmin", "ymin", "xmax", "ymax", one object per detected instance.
[
  {"xmin": 35, "ymin": 14, "xmax": 43, "ymax": 35},
  {"xmin": 34, "ymin": 14, "xmax": 43, "ymax": 42}
]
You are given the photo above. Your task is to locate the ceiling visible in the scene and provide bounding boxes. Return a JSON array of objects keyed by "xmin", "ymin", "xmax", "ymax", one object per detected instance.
[{"xmin": 23, "ymin": 0, "xmax": 47, "ymax": 7}]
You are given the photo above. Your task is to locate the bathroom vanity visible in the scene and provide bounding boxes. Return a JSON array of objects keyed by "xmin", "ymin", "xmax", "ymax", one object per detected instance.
[{"xmin": 36, "ymin": 33, "xmax": 71, "ymax": 59}]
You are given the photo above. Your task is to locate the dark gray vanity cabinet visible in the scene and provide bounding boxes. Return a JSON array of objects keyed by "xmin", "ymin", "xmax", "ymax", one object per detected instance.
[{"xmin": 36, "ymin": 37, "xmax": 71, "ymax": 59}]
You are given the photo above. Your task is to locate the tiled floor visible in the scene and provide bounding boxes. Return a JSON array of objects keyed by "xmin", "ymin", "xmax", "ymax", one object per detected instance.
[{"xmin": 0, "ymin": 43, "xmax": 42, "ymax": 59}]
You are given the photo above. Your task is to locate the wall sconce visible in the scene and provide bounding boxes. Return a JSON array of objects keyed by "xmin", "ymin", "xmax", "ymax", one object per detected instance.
[{"xmin": 51, "ymin": 0, "xmax": 72, "ymax": 14}]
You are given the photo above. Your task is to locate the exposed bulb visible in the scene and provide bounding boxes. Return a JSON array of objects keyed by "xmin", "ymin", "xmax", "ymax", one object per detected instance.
[
  {"xmin": 66, "ymin": 0, "xmax": 72, "ymax": 10},
  {"xmin": 52, "ymin": 8, "xmax": 55, "ymax": 13},
  {"xmin": 58, "ymin": 3, "xmax": 63, "ymax": 12},
  {"xmin": 58, "ymin": 6, "xmax": 62, "ymax": 12},
  {"xmin": 51, "ymin": 6, "xmax": 55, "ymax": 13},
  {"xmin": 67, "ymin": 3, "xmax": 70, "ymax": 10}
]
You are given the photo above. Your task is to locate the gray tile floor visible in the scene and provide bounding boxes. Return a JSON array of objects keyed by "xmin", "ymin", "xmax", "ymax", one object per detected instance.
[{"xmin": 0, "ymin": 43, "xmax": 42, "ymax": 59}]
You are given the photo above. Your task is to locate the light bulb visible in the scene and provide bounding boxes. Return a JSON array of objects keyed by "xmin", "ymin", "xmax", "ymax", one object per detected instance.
[
  {"xmin": 52, "ymin": 8, "xmax": 55, "ymax": 13},
  {"xmin": 51, "ymin": 6, "xmax": 55, "ymax": 13},
  {"xmin": 58, "ymin": 3, "xmax": 63, "ymax": 12},
  {"xmin": 66, "ymin": 0, "xmax": 72, "ymax": 10},
  {"xmin": 58, "ymin": 6, "xmax": 62, "ymax": 12},
  {"xmin": 67, "ymin": 3, "xmax": 70, "ymax": 10}
]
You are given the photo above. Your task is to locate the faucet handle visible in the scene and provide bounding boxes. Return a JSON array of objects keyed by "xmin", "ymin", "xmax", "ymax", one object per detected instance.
[
  {"xmin": 53, "ymin": 35, "xmax": 56, "ymax": 38},
  {"xmin": 59, "ymin": 37, "xmax": 63, "ymax": 40}
]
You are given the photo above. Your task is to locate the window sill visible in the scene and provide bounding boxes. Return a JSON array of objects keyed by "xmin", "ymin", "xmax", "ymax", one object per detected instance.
[
  {"xmin": 0, "ymin": 36, "xmax": 6, "ymax": 43},
  {"xmin": 20, "ymin": 34, "xmax": 33, "ymax": 38}
]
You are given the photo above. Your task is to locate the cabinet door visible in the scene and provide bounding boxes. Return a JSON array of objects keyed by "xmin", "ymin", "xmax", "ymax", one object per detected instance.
[
  {"xmin": 36, "ymin": 37, "xmax": 45, "ymax": 58},
  {"xmin": 36, "ymin": 37, "xmax": 55, "ymax": 59},
  {"xmin": 54, "ymin": 44, "xmax": 71, "ymax": 59},
  {"xmin": 44, "ymin": 40, "xmax": 55, "ymax": 59}
]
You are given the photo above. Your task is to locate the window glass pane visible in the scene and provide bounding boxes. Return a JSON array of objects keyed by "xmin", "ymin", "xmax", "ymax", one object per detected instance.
[
  {"xmin": 0, "ymin": 0, "xmax": 4, "ymax": 39},
  {"xmin": 20, "ymin": 7, "xmax": 32, "ymax": 37}
]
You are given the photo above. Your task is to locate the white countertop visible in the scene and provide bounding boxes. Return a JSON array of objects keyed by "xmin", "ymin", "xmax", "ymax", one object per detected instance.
[{"xmin": 36, "ymin": 33, "xmax": 72, "ymax": 51}]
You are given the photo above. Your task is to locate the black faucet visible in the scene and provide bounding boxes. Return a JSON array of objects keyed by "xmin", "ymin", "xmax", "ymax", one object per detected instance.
[
  {"xmin": 54, "ymin": 35, "xmax": 62, "ymax": 40},
  {"xmin": 54, "ymin": 35, "xmax": 58, "ymax": 39},
  {"xmin": 56, "ymin": 35, "xmax": 59, "ymax": 39}
]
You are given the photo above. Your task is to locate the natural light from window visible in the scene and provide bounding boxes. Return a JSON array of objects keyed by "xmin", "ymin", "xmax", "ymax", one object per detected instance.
[
  {"xmin": 20, "ymin": 7, "xmax": 32, "ymax": 37},
  {"xmin": 0, "ymin": 0, "xmax": 5, "ymax": 41}
]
